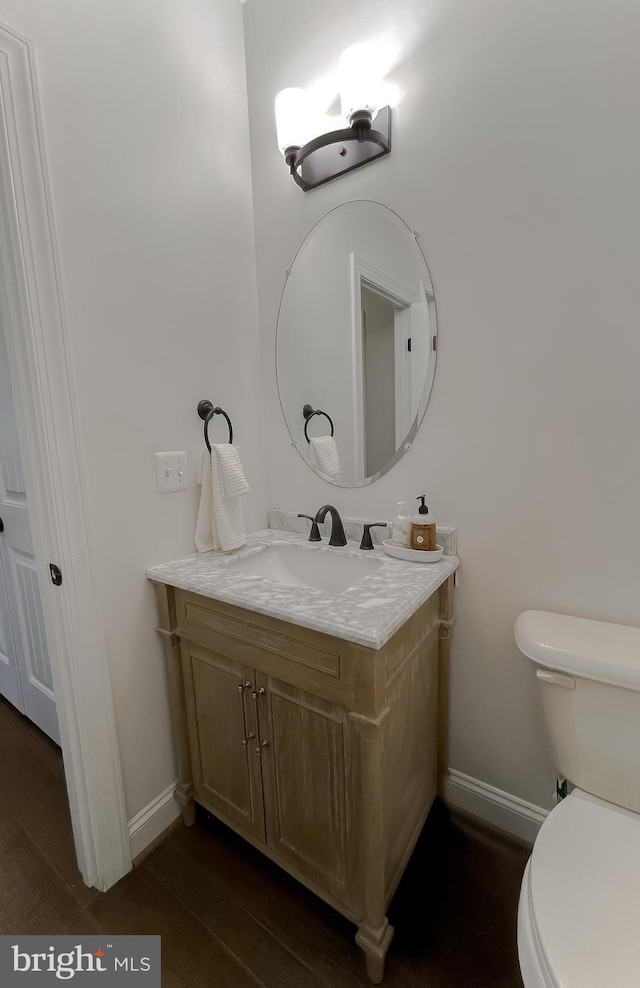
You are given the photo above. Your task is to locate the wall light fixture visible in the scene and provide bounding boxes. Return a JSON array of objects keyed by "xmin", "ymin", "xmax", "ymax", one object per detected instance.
[{"xmin": 275, "ymin": 44, "xmax": 391, "ymax": 192}]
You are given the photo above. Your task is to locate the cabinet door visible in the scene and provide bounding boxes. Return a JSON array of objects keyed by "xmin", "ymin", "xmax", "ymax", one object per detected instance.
[
  {"xmin": 256, "ymin": 674, "xmax": 353, "ymax": 904},
  {"xmin": 181, "ymin": 643, "xmax": 265, "ymax": 842}
]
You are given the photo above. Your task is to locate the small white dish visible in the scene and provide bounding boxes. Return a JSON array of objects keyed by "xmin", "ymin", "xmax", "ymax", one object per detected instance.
[{"xmin": 382, "ymin": 540, "xmax": 444, "ymax": 563}]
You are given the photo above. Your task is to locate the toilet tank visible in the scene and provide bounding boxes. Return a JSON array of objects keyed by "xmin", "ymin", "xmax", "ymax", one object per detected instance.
[{"xmin": 515, "ymin": 610, "xmax": 640, "ymax": 815}]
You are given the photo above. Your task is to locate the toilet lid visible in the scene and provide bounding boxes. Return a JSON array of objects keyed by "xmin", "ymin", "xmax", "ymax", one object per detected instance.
[{"xmin": 528, "ymin": 791, "xmax": 640, "ymax": 987}]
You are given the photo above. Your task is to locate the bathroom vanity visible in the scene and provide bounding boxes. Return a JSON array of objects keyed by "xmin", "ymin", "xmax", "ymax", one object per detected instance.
[{"xmin": 148, "ymin": 529, "xmax": 457, "ymax": 983}]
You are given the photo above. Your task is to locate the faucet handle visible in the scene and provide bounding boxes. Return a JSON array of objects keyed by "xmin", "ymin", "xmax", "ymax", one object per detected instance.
[
  {"xmin": 298, "ymin": 514, "xmax": 322, "ymax": 542},
  {"xmin": 360, "ymin": 522, "xmax": 389, "ymax": 550}
]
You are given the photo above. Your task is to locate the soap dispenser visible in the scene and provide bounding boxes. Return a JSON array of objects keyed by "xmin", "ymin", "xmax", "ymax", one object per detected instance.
[{"xmin": 411, "ymin": 495, "xmax": 437, "ymax": 551}]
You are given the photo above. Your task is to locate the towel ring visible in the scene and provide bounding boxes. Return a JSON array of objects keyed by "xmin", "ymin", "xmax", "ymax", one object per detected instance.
[
  {"xmin": 302, "ymin": 403, "xmax": 334, "ymax": 443},
  {"xmin": 197, "ymin": 399, "xmax": 233, "ymax": 452}
]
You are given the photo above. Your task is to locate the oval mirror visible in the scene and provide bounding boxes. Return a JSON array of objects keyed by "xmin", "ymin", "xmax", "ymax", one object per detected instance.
[{"xmin": 276, "ymin": 201, "xmax": 437, "ymax": 487}]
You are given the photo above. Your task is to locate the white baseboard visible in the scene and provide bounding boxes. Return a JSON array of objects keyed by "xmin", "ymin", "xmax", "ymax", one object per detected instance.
[
  {"xmin": 128, "ymin": 780, "xmax": 181, "ymax": 860},
  {"xmin": 443, "ymin": 769, "xmax": 549, "ymax": 845},
  {"xmin": 127, "ymin": 771, "xmax": 548, "ymax": 860}
]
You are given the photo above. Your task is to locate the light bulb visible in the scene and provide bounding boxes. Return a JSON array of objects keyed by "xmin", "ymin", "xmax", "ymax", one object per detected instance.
[
  {"xmin": 275, "ymin": 88, "xmax": 311, "ymax": 154},
  {"xmin": 338, "ymin": 43, "xmax": 381, "ymax": 124}
]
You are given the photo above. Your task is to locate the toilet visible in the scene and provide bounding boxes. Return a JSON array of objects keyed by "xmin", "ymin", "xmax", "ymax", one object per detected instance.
[{"xmin": 514, "ymin": 609, "xmax": 640, "ymax": 987}]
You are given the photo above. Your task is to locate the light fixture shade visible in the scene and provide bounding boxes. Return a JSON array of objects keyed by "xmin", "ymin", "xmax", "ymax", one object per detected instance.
[
  {"xmin": 276, "ymin": 44, "xmax": 392, "ymax": 191},
  {"xmin": 275, "ymin": 88, "xmax": 311, "ymax": 153},
  {"xmin": 338, "ymin": 43, "xmax": 380, "ymax": 122}
]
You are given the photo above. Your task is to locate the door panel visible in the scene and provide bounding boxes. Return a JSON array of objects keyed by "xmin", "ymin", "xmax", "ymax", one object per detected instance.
[
  {"xmin": 14, "ymin": 556, "xmax": 52, "ymax": 689},
  {"xmin": 0, "ymin": 317, "xmax": 58, "ymax": 741},
  {"xmin": 0, "ymin": 321, "xmax": 26, "ymax": 501},
  {"xmin": 0, "ymin": 550, "xmax": 23, "ymax": 711},
  {"xmin": 257, "ymin": 675, "xmax": 352, "ymax": 902},
  {"xmin": 182, "ymin": 643, "xmax": 265, "ymax": 842},
  {"xmin": 8, "ymin": 549, "xmax": 57, "ymax": 740}
]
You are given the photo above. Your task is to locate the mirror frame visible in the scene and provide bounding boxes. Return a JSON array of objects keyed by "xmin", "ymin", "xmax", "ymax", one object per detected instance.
[{"xmin": 275, "ymin": 200, "xmax": 438, "ymax": 487}]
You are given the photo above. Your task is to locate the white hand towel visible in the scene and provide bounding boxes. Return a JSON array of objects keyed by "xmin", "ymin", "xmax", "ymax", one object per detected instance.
[
  {"xmin": 309, "ymin": 436, "xmax": 340, "ymax": 479},
  {"xmin": 212, "ymin": 443, "xmax": 251, "ymax": 497},
  {"xmin": 195, "ymin": 446, "xmax": 248, "ymax": 553},
  {"xmin": 195, "ymin": 448, "xmax": 216, "ymax": 553}
]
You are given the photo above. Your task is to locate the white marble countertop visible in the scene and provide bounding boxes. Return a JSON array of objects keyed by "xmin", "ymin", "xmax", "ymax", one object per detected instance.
[{"xmin": 147, "ymin": 529, "xmax": 459, "ymax": 650}]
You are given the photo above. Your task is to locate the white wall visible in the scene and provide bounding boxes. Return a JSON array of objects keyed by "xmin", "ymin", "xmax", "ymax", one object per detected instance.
[
  {"xmin": 243, "ymin": 0, "xmax": 640, "ymax": 812},
  {"xmin": 0, "ymin": 0, "xmax": 267, "ymax": 820}
]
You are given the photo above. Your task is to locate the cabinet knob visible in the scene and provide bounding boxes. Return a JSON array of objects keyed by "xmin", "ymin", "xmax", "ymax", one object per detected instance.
[
  {"xmin": 258, "ymin": 687, "xmax": 266, "ymax": 695},
  {"xmin": 261, "ymin": 738, "xmax": 269, "ymax": 748},
  {"xmin": 255, "ymin": 738, "xmax": 269, "ymax": 754},
  {"xmin": 241, "ymin": 731, "xmax": 256, "ymax": 747}
]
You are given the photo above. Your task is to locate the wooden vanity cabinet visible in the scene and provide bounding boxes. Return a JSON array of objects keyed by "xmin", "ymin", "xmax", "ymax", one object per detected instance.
[
  {"xmin": 182, "ymin": 644, "xmax": 266, "ymax": 843},
  {"xmin": 153, "ymin": 577, "xmax": 454, "ymax": 983},
  {"xmin": 181, "ymin": 641, "xmax": 355, "ymax": 905}
]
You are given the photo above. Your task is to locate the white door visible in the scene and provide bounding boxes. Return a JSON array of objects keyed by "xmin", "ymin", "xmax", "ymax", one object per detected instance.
[{"xmin": 0, "ymin": 317, "xmax": 59, "ymax": 743}]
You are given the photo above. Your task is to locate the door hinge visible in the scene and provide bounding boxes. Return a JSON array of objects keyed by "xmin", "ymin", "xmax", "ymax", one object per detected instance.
[{"xmin": 49, "ymin": 563, "xmax": 63, "ymax": 587}]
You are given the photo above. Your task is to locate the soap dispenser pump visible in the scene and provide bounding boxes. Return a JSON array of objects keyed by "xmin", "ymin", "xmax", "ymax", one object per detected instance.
[{"xmin": 411, "ymin": 495, "xmax": 437, "ymax": 551}]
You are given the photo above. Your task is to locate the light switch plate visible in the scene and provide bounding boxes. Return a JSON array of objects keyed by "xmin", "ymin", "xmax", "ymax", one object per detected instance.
[{"xmin": 155, "ymin": 451, "xmax": 188, "ymax": 493}]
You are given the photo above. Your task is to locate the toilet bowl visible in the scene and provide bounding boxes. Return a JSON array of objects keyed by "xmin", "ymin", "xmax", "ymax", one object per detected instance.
[
  {"xmin": 518, "ymin": 789, "xmax": 640, "ymax": 986},
  {"xmin": 514, "ymin": 610, "xmax": 640, "ymax": 988}
]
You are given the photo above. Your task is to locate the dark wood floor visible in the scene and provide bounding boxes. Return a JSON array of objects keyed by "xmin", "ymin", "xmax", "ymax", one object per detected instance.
[{"xmin": 0, "ymin": 694, "xmax": 527, "ymax": 986}]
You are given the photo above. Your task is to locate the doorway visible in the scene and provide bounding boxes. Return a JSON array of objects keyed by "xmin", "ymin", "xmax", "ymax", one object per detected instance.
[
  {"xmin": 360, "ymin": 285, "xmax": 399, "ymax": 478},
  {"xmin": 352, "ymin": 253, "xmax": 424, "ymax": 480},
  {"xmin": 0, "ymin": 21, "xmax": 130, "ymax": 891}
]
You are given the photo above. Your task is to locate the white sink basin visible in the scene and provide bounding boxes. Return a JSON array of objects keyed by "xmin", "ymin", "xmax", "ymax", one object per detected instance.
[{"xmin": 229, "ymin": 544, "xmax": 383, "ymax": 595}]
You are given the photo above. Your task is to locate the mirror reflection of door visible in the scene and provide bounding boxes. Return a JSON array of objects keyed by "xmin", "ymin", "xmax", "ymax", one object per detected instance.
[
  {"xmin": 0, "ymin": 316, "xmax": 59, "ymax": 743},
  {"xmin": 361, "ymin": 286, "xmax": 397, "ymax": 477},
  {"xmin": 360, "ymin": 275, "xmax": 418, "ymax": 478}
]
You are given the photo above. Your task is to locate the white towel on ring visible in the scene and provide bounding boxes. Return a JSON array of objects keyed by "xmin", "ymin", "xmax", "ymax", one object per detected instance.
[
  {"xmin": 195, "ymin": 445, "xmax": 249, "ymax": 552},
  {"xmin": 309, "ymin": 436, "xmax": 340, "ymax": 479},
  {"xmin": 212, "ymin": 443, "xmax": 251, "ymax": 497}
]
